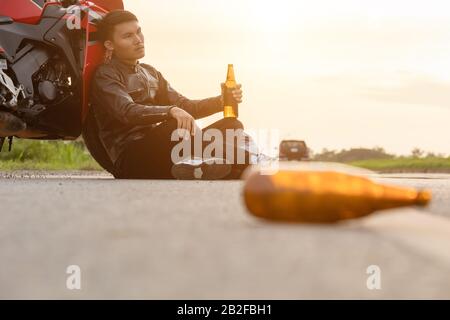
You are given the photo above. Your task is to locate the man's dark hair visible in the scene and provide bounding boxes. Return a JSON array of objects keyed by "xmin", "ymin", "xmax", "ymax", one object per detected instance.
[{"xmin": 97, "ymin": 10, "xmax": 138, "ymax": 42}]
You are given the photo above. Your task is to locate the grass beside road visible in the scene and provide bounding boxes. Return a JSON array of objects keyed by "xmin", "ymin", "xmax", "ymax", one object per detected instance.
[
  {"xmin": 349, "ymin": 157, "xmax": 450, "ymax": 173},
  {"xmin": 0, "ymin": 139, "xmax": 102, "ymax": 171},
  {"xmin": 1, "ymin": 139, "xmax": 450, "ymax": 173}
]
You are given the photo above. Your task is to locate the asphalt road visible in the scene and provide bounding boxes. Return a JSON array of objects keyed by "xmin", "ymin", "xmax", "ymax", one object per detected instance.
[{"xmin": 1, "ymin": 167, "xmax": 450, "ymax": 299}]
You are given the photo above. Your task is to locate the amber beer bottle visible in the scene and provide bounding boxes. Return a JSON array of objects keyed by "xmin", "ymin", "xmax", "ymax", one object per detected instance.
[
  {"xmin": 243, "ymin": 170, "xmax": 432, "ymax": 223},
  {"xmin": 223, "ymin": 64, "xmax": 238, "ymax": 118}
]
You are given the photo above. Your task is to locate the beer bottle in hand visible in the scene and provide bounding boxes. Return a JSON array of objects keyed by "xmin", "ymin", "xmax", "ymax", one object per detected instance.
[{"xmin": 223, "ymin": 64, "xmax": 238, "ymax": 118}]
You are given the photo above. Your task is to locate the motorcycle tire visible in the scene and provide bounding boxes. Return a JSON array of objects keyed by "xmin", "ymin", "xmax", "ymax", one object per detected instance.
[{"xmin": 81, "ymin": 107, "xmax": 118, "ymax": 177}]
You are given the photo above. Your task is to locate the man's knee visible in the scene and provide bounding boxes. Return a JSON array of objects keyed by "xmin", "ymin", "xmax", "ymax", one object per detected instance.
[
  {"xmin": 216, "ymin": 117, "xmax": 244, "ymax": 130},
  {"xmin": 226, "ymin": 118, "xmax": 244, "ymax": 130}
]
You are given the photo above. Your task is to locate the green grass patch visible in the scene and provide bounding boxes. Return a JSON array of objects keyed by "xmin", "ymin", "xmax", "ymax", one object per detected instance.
[
  {"xmin": 349, "ymin": 157, "xmax": 450, "ymax": 172},
  {"xmin": 0, "ymin": 139, "xmax": 102, "ymax": 171},
  {"xmin": 1, "ymin": 139, "xmax": 449, "ymax": 173}
]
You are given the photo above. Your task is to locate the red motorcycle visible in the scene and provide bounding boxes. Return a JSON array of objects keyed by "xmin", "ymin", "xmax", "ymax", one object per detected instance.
[{"xmin": 0, "ymin": 0, "xmax": 123, "ymax": 172}]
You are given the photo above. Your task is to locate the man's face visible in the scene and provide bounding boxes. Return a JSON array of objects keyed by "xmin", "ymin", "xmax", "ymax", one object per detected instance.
[{"xmin": 105, "ymin": 20, "xmax": 145, "ymax": 61}]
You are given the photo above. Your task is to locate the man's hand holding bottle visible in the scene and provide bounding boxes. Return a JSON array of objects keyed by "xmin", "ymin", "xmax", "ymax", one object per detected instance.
[{"xmin": 169, "ymin": 82, "xmax": 243, "ymax": 139}]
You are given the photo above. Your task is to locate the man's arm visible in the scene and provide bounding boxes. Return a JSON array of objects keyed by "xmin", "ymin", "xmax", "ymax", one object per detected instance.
[
  {"xmin": 92, "ymin": 67, "xmax": 175, "ymax": 126},
  {"xmin": 155, "ymin": 70, "xmax": 223, "ymax": 120}
]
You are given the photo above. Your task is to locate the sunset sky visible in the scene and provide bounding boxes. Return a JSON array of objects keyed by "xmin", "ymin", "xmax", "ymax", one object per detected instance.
[{"xmin": 125, "ymin": 0, "xmax": 450, "ymax": 156}]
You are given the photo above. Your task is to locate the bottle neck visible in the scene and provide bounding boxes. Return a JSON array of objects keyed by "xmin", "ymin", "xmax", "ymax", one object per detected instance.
[{"xmin": 226, "ymin": 65, "xmax": 235, "ymax": 82}]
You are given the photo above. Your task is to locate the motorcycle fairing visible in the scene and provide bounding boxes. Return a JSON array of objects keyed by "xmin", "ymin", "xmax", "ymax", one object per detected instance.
[{"xmin": 0, "ymin": 0, "xmax": 122, "ymax": 139}]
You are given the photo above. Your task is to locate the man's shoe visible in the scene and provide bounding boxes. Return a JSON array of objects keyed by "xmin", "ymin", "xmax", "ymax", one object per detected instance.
[
  {"xmin": 171, "ymin": 157, "xmax": 232, "ymax": 180},
  {"xmin": 251, "ymin": 152, "xmax": 279, "ymax": 165}
]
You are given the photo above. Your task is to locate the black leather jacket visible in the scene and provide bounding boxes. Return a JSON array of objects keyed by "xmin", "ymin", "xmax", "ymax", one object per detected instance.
[{"xmin": 90, "ymin": 57, "xmax": 223, "ymax": 166}]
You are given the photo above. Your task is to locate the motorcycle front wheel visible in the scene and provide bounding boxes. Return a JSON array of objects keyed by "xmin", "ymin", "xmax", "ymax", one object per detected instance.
[{"xmin": 81, "ymin": 107, "xmax": 118, "ymax": 178}]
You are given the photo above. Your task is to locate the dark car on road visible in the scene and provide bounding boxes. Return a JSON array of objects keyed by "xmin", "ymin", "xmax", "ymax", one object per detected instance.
[{"xmin": 279, "ymin": 140, "xmax": 309, "ymax": 161}]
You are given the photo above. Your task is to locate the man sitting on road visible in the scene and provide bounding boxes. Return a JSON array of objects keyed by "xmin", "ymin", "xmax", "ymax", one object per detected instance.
[{"xmin": 88, "ymin": 10, "xmax": 255, "ymax": 179}]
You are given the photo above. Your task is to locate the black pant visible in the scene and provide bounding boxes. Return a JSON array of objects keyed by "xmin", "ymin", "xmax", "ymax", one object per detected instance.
[{"xmin": 116, "ymin": 118, "xmax": 251, "ymax": 179}]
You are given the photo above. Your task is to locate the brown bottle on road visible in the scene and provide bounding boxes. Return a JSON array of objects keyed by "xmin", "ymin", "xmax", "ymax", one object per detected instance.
[
  {"xmin": 223, "ymin": 64, "xmax": 238, "ymax": 118},
  {"xmin": 243, "ymin": 170, "xmax": 432, "ymax": 223}
]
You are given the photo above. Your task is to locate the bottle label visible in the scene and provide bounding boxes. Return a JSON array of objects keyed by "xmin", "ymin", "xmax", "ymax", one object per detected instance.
[{"xmin": 223, "ymin": 87, "xmax": 238, "ymax": 118}]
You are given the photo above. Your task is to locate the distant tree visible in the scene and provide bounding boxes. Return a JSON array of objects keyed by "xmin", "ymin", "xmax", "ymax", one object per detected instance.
[
  {"xmin": 424, "ymin": 152, "xmax": 446, "ymax": 158},
  {"xmin": 314, "ymin": 148, "xmax": 337, "ymax": 161},
  {"xmin": 411, "ymin": 148, "xmax": 424, "ymax": 158},
  {"xmin": 373, "ymin": 146, "xmax": 386, "ymax": 154}
]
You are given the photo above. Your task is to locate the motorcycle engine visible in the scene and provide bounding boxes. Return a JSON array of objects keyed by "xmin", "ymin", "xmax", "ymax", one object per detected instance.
[
  {"xmin": 34, "ymin": 56, "xmax": 73, "ymax": 104},
  {"xmin": 1, "ymin": 50, "xmax": 73, "ymax": 111}
]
